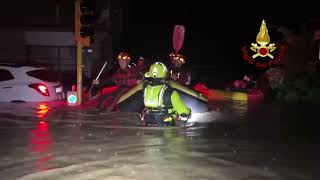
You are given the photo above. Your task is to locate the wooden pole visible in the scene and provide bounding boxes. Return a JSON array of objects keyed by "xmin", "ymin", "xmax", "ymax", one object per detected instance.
[{"xmin": 77, "ymin": 41, "xmax": 83, "ymax": 105}]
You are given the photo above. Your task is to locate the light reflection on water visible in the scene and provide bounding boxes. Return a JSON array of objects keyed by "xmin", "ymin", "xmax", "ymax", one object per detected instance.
[
  {"xmin": 29, "ymin": 121, "xmax": 53, "ymax": 172},
  {"xmin": 28, "ymin": 103, "xmax": 53, "ymax": 172}
]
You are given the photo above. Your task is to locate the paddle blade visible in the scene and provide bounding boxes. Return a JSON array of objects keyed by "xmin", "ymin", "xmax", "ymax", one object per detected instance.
[{"xmin": 173, "ymin": 25, "xmax": 185, "ymax": 53}]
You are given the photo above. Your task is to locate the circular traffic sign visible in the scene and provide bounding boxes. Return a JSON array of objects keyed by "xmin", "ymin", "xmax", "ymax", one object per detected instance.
[{"xmin": 68, "ymin": 95, "xmax": 77, "ymax": 104}]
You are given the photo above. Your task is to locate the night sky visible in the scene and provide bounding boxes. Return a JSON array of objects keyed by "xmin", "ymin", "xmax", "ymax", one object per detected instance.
[
  {"xmin": 2, "ymin": 0, "xmax": 319, "ymax": 76},
  {"xmin": 126, "ymin": 0, "xmax": 318, "ymax": 71}
]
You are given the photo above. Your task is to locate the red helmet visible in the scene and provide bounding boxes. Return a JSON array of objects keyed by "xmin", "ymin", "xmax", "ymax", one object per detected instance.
[
  {"xmin": 117, "ymin": 52, "xmax": 131, "ymax": 62},
  {"xmin": 169, "ymin": 52, "xmax": 185, "ymax": 64}
]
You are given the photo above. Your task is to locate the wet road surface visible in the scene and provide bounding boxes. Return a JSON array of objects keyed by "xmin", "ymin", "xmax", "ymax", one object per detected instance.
[{"xmin": 0, "ymin": 101, "xmax": 319, "ymax": 180}]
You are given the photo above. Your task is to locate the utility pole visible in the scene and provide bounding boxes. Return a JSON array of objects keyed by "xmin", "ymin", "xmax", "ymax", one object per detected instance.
[
  {"xmin": 76, "ymin": 41, "xmax": 83, "ymax": 105},
  {"xmin": 75, "ymin": 0, "xmax": 95, "ymax": 105},
  {"xmin": 75, "ymin": 0, "xmax": 83, "ymax": 105}
]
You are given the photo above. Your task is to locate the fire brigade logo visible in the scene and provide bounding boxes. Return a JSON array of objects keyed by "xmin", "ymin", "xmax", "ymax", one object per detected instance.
[{"xmin": 242, "ymin": 19, "xmax": 285, "ymax": 68}]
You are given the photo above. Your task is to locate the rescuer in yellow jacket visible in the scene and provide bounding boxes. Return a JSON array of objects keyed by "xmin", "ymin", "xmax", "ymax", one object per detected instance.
[{"xmin": 141, "ymin": 62, "xmax": 191, "ymax": 126}]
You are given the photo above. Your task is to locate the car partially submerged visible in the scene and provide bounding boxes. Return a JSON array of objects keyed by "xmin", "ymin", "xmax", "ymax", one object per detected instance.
[{"xmin": 0, "ymin": 63, "xmax": 64, "ymax": 102}]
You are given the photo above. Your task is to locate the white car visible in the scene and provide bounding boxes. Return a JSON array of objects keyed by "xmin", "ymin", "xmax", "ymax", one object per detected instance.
[{"xmin": 0, "ymin": 64, "xmax": 64, "ymax": 102}]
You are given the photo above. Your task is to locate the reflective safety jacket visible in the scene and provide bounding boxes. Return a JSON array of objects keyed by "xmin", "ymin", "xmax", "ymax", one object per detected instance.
[{"xmin": 143, "ymin": 84, "xmax": 191, "ymax": 122}]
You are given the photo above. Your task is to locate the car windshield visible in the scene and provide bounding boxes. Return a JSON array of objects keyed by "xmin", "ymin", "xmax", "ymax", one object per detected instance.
[{"xmin": 26, "ymin": 69, "xmax": 59, "ymax": 82}]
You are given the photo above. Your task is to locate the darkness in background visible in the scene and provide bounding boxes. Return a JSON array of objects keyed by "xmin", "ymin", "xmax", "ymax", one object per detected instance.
[
  {"xmin": 1, "ymin": 0, "xmax": 319, "ymax": 87},
  {"xmin": 125, "ymin": 0, "xmax": 318, "ymax": 87}
]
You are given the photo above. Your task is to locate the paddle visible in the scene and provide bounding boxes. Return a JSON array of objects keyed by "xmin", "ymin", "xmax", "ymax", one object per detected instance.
[
  {"xmin": 172, "ymin": 25, "xmax": 185, "ymax": 54},
  {"xmin": 88, "ymin": 60, "xmax": 109, "ymax": 99}
]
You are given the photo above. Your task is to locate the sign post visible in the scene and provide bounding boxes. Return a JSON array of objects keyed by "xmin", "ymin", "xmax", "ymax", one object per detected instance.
[{"xmin": 67, "ymin": 85, "xmax": 78, "ymax": 106}]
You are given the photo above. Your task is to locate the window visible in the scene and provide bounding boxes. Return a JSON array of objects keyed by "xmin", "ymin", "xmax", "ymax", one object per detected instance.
[
  {"xmin": 27, "ymin": 69, "xmax": 59, "ymax": 82},
  {"xmin": 0, "ymin": 69, "xmax": 14, "ymax": 81}
]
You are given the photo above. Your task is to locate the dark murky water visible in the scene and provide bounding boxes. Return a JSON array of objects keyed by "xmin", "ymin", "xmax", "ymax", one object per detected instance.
[{"xmin": 0, "ymin": 101, "xmax": 319, "ymax": 180}]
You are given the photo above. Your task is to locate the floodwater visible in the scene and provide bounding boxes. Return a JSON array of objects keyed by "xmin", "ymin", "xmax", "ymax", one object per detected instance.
[{"xmin": 0, "ymin": 101, "xmax": 318, "ymax": 180}]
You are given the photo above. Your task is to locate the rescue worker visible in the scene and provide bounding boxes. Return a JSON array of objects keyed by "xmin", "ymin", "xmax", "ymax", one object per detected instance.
[
  {"xmin": 168, "ymin": 52, "xmax": 191, "ymax": 86},
  {"xmin": 243, "ymin": 74, "xmax": 257, "ymax": 89},
  {"xmin": 136, "ymin": 56, "xmax": 148, "ymax": 79},
  {"xmin": 93, "ymin": 52, "xmax": 142, "ymax": 111},
  {"xmin": 141, "ymin": 62, "xmax": 191, "ymax": 126},
  {"xmin": 226, "ymin": 74, "xmax": 256, "ymax": 92}
]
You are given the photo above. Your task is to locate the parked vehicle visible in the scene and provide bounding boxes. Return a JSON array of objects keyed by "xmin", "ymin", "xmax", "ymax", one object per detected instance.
[{"xmin": 0, "ymin": 63, "xmax": 64, "ymax": 102}]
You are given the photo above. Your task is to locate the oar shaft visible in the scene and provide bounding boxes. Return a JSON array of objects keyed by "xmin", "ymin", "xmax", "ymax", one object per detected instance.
[
  {"xmin": 88, "ymin": 60, "xmax": 109, "ymax": 96},
  {"xmin": 95, "ymin": 61, "xmax": 108, "ymax": 80}
]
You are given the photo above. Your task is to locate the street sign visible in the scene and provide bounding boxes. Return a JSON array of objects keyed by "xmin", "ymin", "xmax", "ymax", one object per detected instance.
[{"xmin": 67, "ymin": 91, "xmax": 78, "ymax": 105}]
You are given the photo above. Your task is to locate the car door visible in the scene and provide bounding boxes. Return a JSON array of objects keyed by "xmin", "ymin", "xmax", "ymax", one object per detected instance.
[{"xmin": 0, "ymin": 68, "xmax": 16, "ymax": 102}]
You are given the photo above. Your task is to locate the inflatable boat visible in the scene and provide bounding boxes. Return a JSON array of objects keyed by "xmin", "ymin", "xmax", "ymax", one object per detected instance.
[
  {"xmin": 192, "ymin": 82, "xmax": 264, "ymax": 102},
  {"xmin": 117, "ymin": 81, "xmax": 208, "ymax": 113},
  {"xmin": 207, "ymin": 89, "xmax": 264, "ymax": 102}
]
